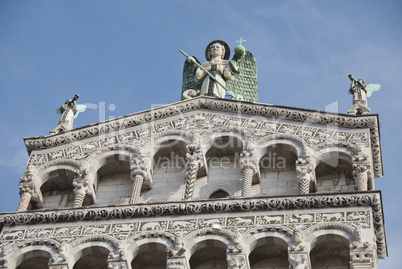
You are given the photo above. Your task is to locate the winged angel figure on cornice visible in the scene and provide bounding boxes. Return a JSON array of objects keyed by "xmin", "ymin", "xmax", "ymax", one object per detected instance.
[{"xmin": 180, "ymin": 38, "xmax": 258, "ymax": 102}]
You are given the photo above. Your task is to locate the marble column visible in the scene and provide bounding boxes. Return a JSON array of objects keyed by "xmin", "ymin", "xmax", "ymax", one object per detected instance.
[{"xmin": 183, "ymin": 144, "xmax": 204, "ymax": 201}]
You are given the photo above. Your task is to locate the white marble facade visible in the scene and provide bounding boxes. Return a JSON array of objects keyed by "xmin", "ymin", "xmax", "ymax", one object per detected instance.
[{"xmin": 0, "ymin": 97, "xmax": 386, "ymax": 268}]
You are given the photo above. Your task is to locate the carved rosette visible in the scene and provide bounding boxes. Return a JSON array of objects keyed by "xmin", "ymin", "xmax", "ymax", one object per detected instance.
[
  {"xmin": 130, "ymin": 154, "xmax": 150, "ymax": 204},
  {"xmin": 17, "ymin": 183, "xmax": 37, "ymax": 212},
  {"xmin": 184, "ymin": 144, "xmax": 204, "ymax": 200},
  {"xmin": 296, "ymin": 156, "xmax": 316, "ymax": 195},
  {"xmin": 240, "ymin": 151, "xmax": 259, "ymax": 197},
  {"xmin": 227, "ymin": 254, "xmax": 248, "ymax": 269}
]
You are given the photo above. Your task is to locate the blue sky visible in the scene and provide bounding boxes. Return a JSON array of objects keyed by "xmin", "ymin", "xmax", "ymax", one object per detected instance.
[{"xmin": 0, "ymin": 0, "xmax": 401, "ymax": 267}]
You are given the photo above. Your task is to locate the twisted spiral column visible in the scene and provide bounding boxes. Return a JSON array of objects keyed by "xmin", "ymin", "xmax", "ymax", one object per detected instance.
[
  {"xmin": 72, "ymin": 179, "xmax": 91, "ymax": 208},
  {"xmin": 240, "ymin": 151, "xmax": 258, "ymax": 198},
  {"xmin": 184, "ymin": 164, "xmax": 198, "ymax": 200},
  {"xmin": 241, "ymin": 168, "xmax": 253, "ymax": 197},
  {"xmin": 183, "ymin": 144, "xmax": 204, "ymax": 201},
  {"xmin": 17, "ymin": 185, "xmax": 36, "ymax": 212}
]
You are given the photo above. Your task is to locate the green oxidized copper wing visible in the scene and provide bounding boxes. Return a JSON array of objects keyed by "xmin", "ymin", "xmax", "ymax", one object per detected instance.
[
  {"xmin": 226, "ymin": 49, "xmax": 258, "ymax": 102},
  {"xmin": 181, "ymin": 56, "xmax": 202, "ymax": 100}
]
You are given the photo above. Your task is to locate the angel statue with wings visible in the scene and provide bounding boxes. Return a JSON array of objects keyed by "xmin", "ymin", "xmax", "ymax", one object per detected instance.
[
  {"xmin": 180, "ymin": 38, "xmax": 258, "ymax": 102},
  {"xmin": 348, "ymin": 74, "xmax": 381, "ymax": 115},
  {"xmin": 49, "ymin": 94, "xmax": 86, "ymax": 135}
]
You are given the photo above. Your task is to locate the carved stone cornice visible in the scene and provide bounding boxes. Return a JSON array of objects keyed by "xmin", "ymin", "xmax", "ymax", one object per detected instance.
[
  {"xmin": 23, "ymin": 96, "xmax": 383, "ymax": 177},
  {"xmin": 0, "ymin": 191, "xmax": 386, "ymax": 258}
]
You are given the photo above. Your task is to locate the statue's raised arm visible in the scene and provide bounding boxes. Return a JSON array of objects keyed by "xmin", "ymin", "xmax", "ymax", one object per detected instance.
[{"xmin": 347, "ymin": 74, "xmax": 381, "ymax": 115}]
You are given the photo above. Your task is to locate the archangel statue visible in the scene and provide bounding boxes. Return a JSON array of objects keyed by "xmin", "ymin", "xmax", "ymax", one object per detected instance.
[
  {"xmin": 49, "ymin": 94, "xmax": 86, "ymax": 135},
  {"xmin": 348, "ymin": 74, "xmax": 380, "ymax": 115},
  {"xmin": 181, "ymin": 38, "xmax": 258, "ymax": 102}
]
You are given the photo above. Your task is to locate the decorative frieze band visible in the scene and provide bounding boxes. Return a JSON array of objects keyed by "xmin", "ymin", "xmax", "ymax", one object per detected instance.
[
  {"xmin": 0, "ymin": 192, "xmax": 386, "ymax": 258},
  {"xmin": 23, "ymin": 97, "xmax": 382, "ymax": 177},
  {"xmin": 1, "ymin": 192, "xmax": 380, "ymax": 226}
]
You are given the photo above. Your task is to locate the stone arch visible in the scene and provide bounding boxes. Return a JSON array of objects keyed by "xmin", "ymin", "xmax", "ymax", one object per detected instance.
[
  {"xmin": 242, "ymin": 228, "xmax": 294, "ymax": 256},
  {"xmin": 36, "ymin": 159, "xmax": 81, "ymax": 188},
  {"xmin": 200, "ymin": 127, "xmax": 252, "ymax": 153},
  {"xmin": 142, "ymin": 130, "xmax": 196, "ymax": 158},
  {"xmin": 7, "ymin": 244, "xmax": 57, "ymax": 269},
  {"xmin": 313, "ymin": 141, "xmax": 360, "ymax": 156},
  {"xmin": 314, "ymin": 147, "xmax": 356, "ymax": 164},
  {"xmin": 68, "ymin": 240, "xmax": 116, "ymax": 269},
  {"xmin": 127, "ymin": 237, "xmax": 174, "ymax": 269},
  {"xmin": 68, "ymin": 234, "xmax": 120, "ymax": 251},
  {"xmin": 86, "ymin": 148, "xmax": 136, "ymax": 206},
  {"xmin": 126, "ymin": 231, "xmax": 176, "ymax": 249},
  {"xmin": 148, "ymin": 134, "xmax": 190, "ymax": 169},
  {"xmin": 199, "ymin": 130, "xmax": 249, "ymax": 199},
  {"xmin": 313, "ymin": 148, "xmax": 355, "ymax": 193},
  {"xmin": 139, "ymin": 133, "xmax": 193, "ymax": 203},
  {"xmin": 304, "ymin": 223, "xmax": 361, "ymax": 246},
  {"xmin": 305, "ymin": 228, "xmax": 354, "ymax": 268},
  {"xmin": 255, "ymin": 138, "xmax": 303, "ymax": 197},
  {"xmin": 205, "ymin": 185, "xmax": 233, "ymax": 199},
  {"xmin": 253, "ymin": 134, "xmax": 306, "ymax": 159},
  {"xmin": 184, "ymin": 233, "xmax": 233, "ymax": 269},
  {"xmin": 31, "ymin": 161, "xmax": 81, "ymax": 209},
  {"xmin": 86, "ymin": 146, "xmax": 138, "ymax": 176}
]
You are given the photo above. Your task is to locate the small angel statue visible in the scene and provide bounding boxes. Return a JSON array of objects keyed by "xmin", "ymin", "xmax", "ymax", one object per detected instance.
[
  {"xmin": 348, "ymin": 74, "xmax": 381, "ymax": 115},
  {"xmin": 49, "ymin": 94, "xmax": 86, "ymax": 135}
]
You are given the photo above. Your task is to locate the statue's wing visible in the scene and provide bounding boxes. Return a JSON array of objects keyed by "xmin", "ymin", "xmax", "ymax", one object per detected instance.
[
  {"xmin": 226, "ymin": 50, "xmax": 258, "ymax": 102},
  {"xmin": 56, "ymin": 107, "xmax": 61, "ymax": 114},
  {"xmin": 367, "ymin": 84, "xmax": 381, "ymax": 97},
  {"xmin": 74, "ymin": 104, "xmax": 87, "ymax": 118},
  {"xmin": 181, "ymin": 56, "xmax": 202, "ymax": 100}
]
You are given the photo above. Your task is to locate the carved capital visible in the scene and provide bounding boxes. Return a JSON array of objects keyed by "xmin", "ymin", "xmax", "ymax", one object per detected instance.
[
  {"xmin": 227, "ymin": 254, "xmax": 248, "ymax": 269},
  {"xmin": 288, "ymin": 253, "xmax": 310, "ymax": 269},
  {"xmin": 296, "ymin": 156, "xmax": 316, "ymax": 194},
  {"xmin": 18, "ymin": 183, "xmax": 36, "ymax": 196},
  {"xmin": 130, "ymin": 154, "xmax": 150, "ymax": 180},
  {"xmin": 72, "ymin": 179, "xmax": 90, "ymax": 195},
  {"xmin": 239, "ymin": 151, "xmax": 258, "ymax": 174},
  {"xmin": 72, "ymin": 179, "xmax": 91, "ymax": 208},
  {"xmin": 129, "ymin": 155, "xmax": 150, "ymax": 204},
  {"xmin": 20, "ymin": 165, "xmax": 38, "ymax": 183},
  {"xmin": 352, "ymin": 163, "xmax": 371, "ymax": 191},
  {"xmin": 73, "ymin": 161, "xmax": 89, "ymax": 179},
  {"xmin": 185, "ymin": 144, "xmax": 204, "ymax": 169}
]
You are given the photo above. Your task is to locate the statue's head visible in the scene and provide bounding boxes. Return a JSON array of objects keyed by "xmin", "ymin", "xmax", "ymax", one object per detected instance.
[{"xmin": 205, "ymin": 40, "xmax": 230, "ymax": 60}]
